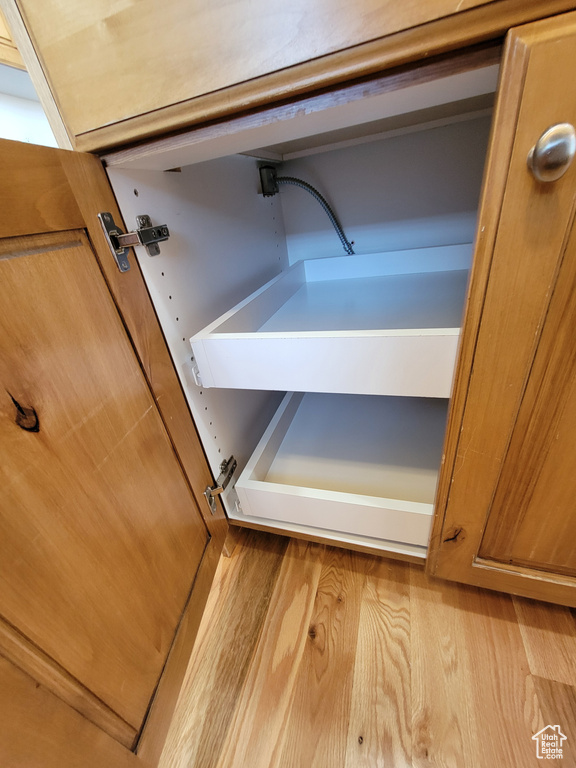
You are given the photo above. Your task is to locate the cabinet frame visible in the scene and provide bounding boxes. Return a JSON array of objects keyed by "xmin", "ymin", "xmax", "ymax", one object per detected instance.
[
  {"xmin": 427, "ymin": 13, "xmax": 576, "ymax": 607},
  {"xmin": 3, "ymin": 1, "xmax": 576, "ymax": 154},
  {"xmin": 4, "ymin": 4, "xmax": 576, "ymax": 766},
  {"xmin": 0, "ymin": 140, "xmax": 229, "ymax": 767}
]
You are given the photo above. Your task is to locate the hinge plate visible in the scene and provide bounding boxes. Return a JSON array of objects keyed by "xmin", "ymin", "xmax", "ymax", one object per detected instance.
[
  {"xmin": 98, "ymin": 212, "xmax": 131, "ymax": 272},
  {"xmin": 98, "ymin": 212, "xmax": 170, "ymax": 272},
  {"xmin": 204, "ymin": 456, "xmax": 237, "ymax": 515}
]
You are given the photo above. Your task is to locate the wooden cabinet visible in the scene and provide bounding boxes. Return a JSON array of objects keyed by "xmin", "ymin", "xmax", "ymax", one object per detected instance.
[
  {"xmin": 0, "ymin": 7, "xmax": 23, "ymax": 68},
  {"xmin": 4, "ymin": 0, "xmax": 576, "ymax": 151},
  {"xmin": 0, "ymin": 228, "xmax": 209, "ymax": 735},
  {"xmin": 3, "ymin": 3, "xmax": 576, "ymax": 766},
  {"xmin": 428, "ymin": 13, "xmax": 576, "ymax": 606},
  {"xmin": 0, "ymin": 141, "xmax": 227, "ymax": 767},
  {"xmin": 96, "ymin": 6, "xmax": 575, "ymax": 591},
  {"xmin": 102, "ymin": 58, "xmax": 495, "ymax": 561}
]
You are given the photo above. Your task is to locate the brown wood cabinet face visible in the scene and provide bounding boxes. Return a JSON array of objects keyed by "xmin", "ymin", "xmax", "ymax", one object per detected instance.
[
  {"xmin": 0, "ymin": 7, "xmax": 23, "ymax": 68},
  {"xmin": 0, "ymin": 138, "xmax": 226, "ymax": 765},
  {"xmin": 13, "ymin": 0, "xmax": 493, "ymax": 140},
  {"xmin": 479, "ymin": 209, "xmax": 576, "ymax": 575},
  {"xmin": 429, "ymin": 12, "xmax": 576, "ymax": 605},
  {"xmin": 0, "ymin": 655, "xmax": 144, "ymax": 768},
  {"xmin": 0, "ymin": 229, "xmax": 208, "ymax": 730},
  {"xmin": 12, "ymin": 0, "xmax": 576, "ymax": 154}
]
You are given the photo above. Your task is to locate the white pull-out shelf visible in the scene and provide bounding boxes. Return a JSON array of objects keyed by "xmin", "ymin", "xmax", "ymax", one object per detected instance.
[
  {"xmin": 234, "ymin": 392, "xmax": 448, "ymax": 557},
  {"xmin": 191, "ymin": 244, "xmax": 471, "ymax": 398}
]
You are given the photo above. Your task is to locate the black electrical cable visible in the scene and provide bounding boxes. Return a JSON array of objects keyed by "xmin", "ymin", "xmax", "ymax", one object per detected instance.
[{"xmin": 275, "ymin": 176, "xmax": 355, "ymax": 255}]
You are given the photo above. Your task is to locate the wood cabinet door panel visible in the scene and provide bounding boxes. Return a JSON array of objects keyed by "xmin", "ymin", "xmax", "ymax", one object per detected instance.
[
  {"xmin": 0, "ymin": 655, "xmax": 146, "ymax": 768},
  {"xmin": 429, "ymin": 12, "xmax": 576, "ymax": 605},
  {"xmin": 478, "ymin": 208, "xmax": 576, "ymax": 575},
  {"xmin": 0, "ymin": 7, "xmax": 23, "ymax": 68},
  {"xmin": 0, "ymin": 229, "xmax": 209, "ymax": 729}
]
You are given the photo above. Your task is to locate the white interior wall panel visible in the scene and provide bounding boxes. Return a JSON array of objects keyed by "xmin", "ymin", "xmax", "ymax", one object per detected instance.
[
  {"xmin": 107, "ymin": 156, "xmax": 289, "ymax": 476},
  {"xmin": 279, "ymin": 115, "xmax": 492, "ymax": 263}
]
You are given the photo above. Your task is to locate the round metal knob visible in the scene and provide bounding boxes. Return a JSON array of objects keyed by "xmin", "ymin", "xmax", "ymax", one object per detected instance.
[{"xmin": 527, "ymin": 123, "xmax": 576, "ymax": 182}]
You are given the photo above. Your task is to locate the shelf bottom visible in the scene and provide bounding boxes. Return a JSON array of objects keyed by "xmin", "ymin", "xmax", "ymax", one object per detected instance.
[{"xmin": 235, "ymin": 392, "xmax": 447, "ymax": 549}]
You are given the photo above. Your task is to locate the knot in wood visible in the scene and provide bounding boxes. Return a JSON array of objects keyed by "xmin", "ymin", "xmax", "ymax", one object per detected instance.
[
  {"xmin": 8, "ymin": 393, "xmax": 40, "ymax": 433},
  {"xmin": 443, "ymin": 526, "xmax": 465, "ymax": 544}
]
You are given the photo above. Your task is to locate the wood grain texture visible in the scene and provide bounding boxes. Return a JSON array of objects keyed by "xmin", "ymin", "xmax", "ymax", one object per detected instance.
[
  {"xmin": 13, "ymin": 0, "xmax": 492, "ymax": 137},
  {"xmin": 514, "ymin": 597, "xmax": 576, "ymax": 687},
  {"xmin": 0, "ymin": 137, "xmax": 228, "ymax": 542},
  {"xmin": 428, "ymin": 10, "xmax": 576, "ymax": 604},
  {"xmin": 0, "ymin": 616, "xmax": 137, "ymax": 749},
  {"xmin": 479, "ymin": 204, "xmax": 576, "ymax": 572},
  {"xmin": 0, "ymin": 655, "xmax": 149, "ymax": 768},
  {"xmin": 159, "ymin": 531, "xmax": 288, "ymax": 768},
  {"xmin": 56, "ymin": 146, "xmax": 229, "ymax": 545},
  {"xmin": 0, "ymin": 7, "xmax": 23, "ymax": 68},
  {"xmin": 213, "ymin": 539, "xmax": 324, "ymax": 768},
  {"xmin": 345, "ymin": 560, "xmax": 411, "ymax": 768},
  {"xmin": 102, "ymin": 44, "xmax": 501, "ymax": 170},
  {"xmin": 221, "ymin": 524, "xmax": 243, "ymax": 559},
  {"xmin": 411, "ymin": 568, "xmax": 540, "ymax": 767},
  {"xmin": 532, "ymin": 676, "xmax": 576, "ymax": 765},
  {"xmin": 136, "ymin": 538, "xmax": 222, "ymax": 764},
  {"xmin": 160, "ymin": 531, "xmax": 576, "ymax": 768},
  {"xmin": 0, "ymin": 140, "xmax": 83, "ymax": 235},
  {"xmin": 426, "ymin": 21, "xmax": 530, "ymax": 573},
  {"xmin": 471, "ymin": 560, "xmax": 576, "ymax": 607},
  {"xmin": 0, "ymin": 229, "xmax": 208, "ymax": 728},
  {"xmin": 0, "ymin": 138, "xmax": 229, "ymax": 762},
  {"xmin": 275, "ymin": 548, "xmax": 369, "ymax": 768},
  {"xmin": 0, "ymin": 0, "xmax": 72, "ymax": 148},
  {"xmin": 7, "ymin": 0, "xmax": 576, "ymax": 151}
]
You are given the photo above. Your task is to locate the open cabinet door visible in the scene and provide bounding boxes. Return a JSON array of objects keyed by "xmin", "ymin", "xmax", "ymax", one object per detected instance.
[
  {"xmin": 429, "ymin": 12, "xmax": 576, "ymax": 606},
  {"xmin": 0, "ymin": 139, "xmax": 227, "ymax": 767}
]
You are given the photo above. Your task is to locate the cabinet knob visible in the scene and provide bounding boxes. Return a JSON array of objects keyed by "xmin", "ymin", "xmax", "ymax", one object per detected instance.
[{"xmin": 528, "ymin": 123, "xmax": 576, "ymax": 183}]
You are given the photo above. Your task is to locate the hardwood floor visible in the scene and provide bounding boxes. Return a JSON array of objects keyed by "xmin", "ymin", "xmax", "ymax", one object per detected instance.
[{"xmin": 158, "ymin": 530, "xmax": 576, "ymax": 768}]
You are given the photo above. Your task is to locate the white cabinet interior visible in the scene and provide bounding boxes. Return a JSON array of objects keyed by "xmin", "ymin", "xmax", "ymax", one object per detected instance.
[{"xmin": 106, "ymin": 61, "xmax": 497, "ymax": 557}]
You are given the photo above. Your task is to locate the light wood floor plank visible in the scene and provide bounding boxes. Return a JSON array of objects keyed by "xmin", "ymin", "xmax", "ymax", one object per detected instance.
[
  {"xmin": 345, "ymin": 559, "xmax": 412, "ymax": 768},
  {"xmin": 160, "ymin": 533, "xmax": 576, "ymax": 768},
  {"xmin": 158, "ymin": 530, "xmax": 287, "ymax": 768},
  {"xmin": 214, "ymin": 538, "xmax": 325, "ymax": 768},
  {"xmin": 533, "ymin": 675, "xmax": 576, "ymax": 764},
  {"xmin": 462, "ymin": 588, "xmax": 542, "ymax": 768},
  {"xmin": 410, "ymin": 568, "xmax": 543, "ymax": 767},
  {"xmin": 276, "ymin": 548, "xmax": 370, "ymax": 768},
  {"xmin": 514, "ymin": 597, "xmax": 576, "ymax": 686},
  {"xmin": 410, "ymin": 568, "xmax": 481, "ymax": 767}
]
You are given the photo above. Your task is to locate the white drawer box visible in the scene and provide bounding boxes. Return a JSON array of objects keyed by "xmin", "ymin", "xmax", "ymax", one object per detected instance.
[
  {"xmin": 190, "ymin": 244, "xmax": 471, "ymax": 398},
  {"xmin": 234, "ymin": 392, "xmax": 448, "ymax": 552}
]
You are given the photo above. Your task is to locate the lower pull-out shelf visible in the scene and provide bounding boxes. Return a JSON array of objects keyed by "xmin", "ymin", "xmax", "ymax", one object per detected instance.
[
  {"xmin": 233, "ymin": 392, "xmax": 448, "ymax": 557},
  {"xmin": 190, "ymin": 244, "xmax": 471, "ymax": 398}
]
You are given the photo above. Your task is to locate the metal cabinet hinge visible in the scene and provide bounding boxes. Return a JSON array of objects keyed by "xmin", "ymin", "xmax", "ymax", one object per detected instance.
[
  {"xmin": 204, "ymin": 456, "xmax": 237, "ymax": 515},
  {"xmin": 98, "ymin": 212, "xmax": 170, "ymax": 272}
]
